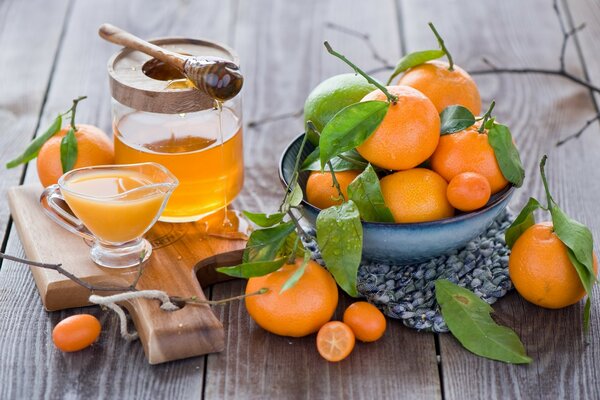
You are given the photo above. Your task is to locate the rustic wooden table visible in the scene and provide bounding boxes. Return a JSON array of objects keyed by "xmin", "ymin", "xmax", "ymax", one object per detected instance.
[{"xmin": 1, "ymin": 0, "xmax": 600, "ymax": 398}]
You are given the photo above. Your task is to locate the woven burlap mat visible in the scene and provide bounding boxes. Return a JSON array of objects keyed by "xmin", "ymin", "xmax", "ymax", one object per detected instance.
[{"xmin": 304, "ymin": 212, "xmax": 513, "ymax": 333}]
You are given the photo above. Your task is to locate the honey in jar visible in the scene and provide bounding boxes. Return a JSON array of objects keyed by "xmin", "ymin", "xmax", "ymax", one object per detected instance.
[{"xmin": 108, "ymin": 38, "xmax": 244, "ymax": 222}]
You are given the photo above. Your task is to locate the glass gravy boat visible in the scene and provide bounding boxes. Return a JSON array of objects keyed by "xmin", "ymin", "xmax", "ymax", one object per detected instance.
[{"xmin": 41, "ymin": 163, "xmax": 178, "ymax": 268}]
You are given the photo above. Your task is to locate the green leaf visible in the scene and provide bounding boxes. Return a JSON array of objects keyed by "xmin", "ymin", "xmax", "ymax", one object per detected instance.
[
  {"xmin": 440, "ymin": 105, "xmax": 476, "ymax": 135},
  {"xmin": 243, "ymin": 211, "xmax": 285, "ymax": 228},
  {"xmin": 280, "ymin": 251, "xmax": 310, "ymax": 293},
  {"xmin": 281, "ymin": 181, "xmax": 304, "ymax": 212},
  {"xmin": 319, "ymin": 101, "xmax": 389, "ymax": 170},
  {"xmin": 487, "ymin": 123, "xmax": 525, "ymax": 187},
  {"xmin": 302, "ymin": 148, "xmax": 368, "ymax": 172},
  {"xmin": 551, "ymin": 205, "xmax": 596, "ymax": 295},
  {"xmin": 6, "ymin": 114, "xmax": 62, "ymax": 169},
  {"xmin": 243, "ymin": 222, "xmax": 295, "ymax": 263},
  {"xmin": 505, "ymin": 198, "xmax": 542, "ymax": 248},
  {"xmin": 386, "ymin": 49, "xmax": 445, "ymax": 85},
  {"xmin": 216, "ymin": 258, "xmax": 286, "ymax": 278},
  {"xmin": 347, "ymin": 164, "xmax": 394, "ymax": 223},
  {"xmin": 60, "ymin": 128, "xmax": 78, "ymax": 173},
  {"xmin": 301, "ymin": 147, "xmax": 321, "ymax": 170},
  {"xmin": 316, "ymin": 200, "xmax": 363, "ymax": 297},
  {"xmin": 435, "ymin": 279, "xmax": 532, "ymax": 364}
]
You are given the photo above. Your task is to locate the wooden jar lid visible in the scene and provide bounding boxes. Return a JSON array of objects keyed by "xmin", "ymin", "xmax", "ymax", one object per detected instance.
[{"xmin": 107, "ymin": 38, "xmax": 240, "ymax": 114}]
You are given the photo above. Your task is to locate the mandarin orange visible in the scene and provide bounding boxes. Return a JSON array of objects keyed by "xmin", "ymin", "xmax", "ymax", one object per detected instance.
[
  {"xmin": 356, "ymin": 85, "xmax": 440, "ymax": 171},
  {"xmin": 343, "ymin": 301, "xmax": 386, "ymax": 342},
  {"xmin": 37, "ymin": 124, "xmax": 114, "ymax": 187},
  {"xmin": 430, "ymin": 126, "xmax": 508, "ymax": 194},
  {"xmin": 398, "ymin": 60, "xmax": 481, "ymax": 115},
  {"xmin": 446, "ymin": 172, "xmax": 491, "ymax": 212},
  {"xmin": 306, "ymin": 170, "xmax": 361, "ymax": 210},
  {"xmin": 245, "ymin": 259, "xmax": 338, "ymax": 337},
  {"xmin": 509, "ymin": 222, "xmax": 598, "ymax": 309},
  {"xmin": 380, "ymin": 168, "xmax": 454, "ymax": 223}
]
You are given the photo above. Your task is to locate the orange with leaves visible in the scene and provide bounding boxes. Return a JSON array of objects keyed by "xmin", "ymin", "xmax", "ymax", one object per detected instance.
[
  {"xmin": 245, "ymin": 258, "xmax": 338, "ymax": 337},
  {"xmin": 356, "ymin": 85, "xmax": 440, "ymax": 171}
]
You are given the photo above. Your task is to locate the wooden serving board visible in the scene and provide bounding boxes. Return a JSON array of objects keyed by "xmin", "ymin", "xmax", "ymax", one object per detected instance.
[{"xmin": 8, "ymin": 185, "xmax": 247, "ymax": 364}]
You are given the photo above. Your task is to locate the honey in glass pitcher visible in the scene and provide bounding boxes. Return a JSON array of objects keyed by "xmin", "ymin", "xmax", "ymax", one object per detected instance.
[{"xmin": 108, "ymin": 38, "xmax": 244, "ymax": 222}]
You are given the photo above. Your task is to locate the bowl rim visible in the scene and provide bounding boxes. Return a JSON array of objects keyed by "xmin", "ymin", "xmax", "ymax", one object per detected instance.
[{"xmin": 278, "ymin": 132, "xmax": 516, "ymax": 228}]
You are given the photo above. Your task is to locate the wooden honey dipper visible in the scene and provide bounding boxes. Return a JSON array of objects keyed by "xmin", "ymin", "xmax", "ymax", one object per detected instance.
[{"xmin": 99, "ymin": 23, "xmax": 243, "ymax": 101}]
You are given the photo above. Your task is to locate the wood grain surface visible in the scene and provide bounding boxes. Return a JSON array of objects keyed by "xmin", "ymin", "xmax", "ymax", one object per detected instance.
[{"xmin": 1, "ymin": 0, "xmax": 600, "ymax": 398}]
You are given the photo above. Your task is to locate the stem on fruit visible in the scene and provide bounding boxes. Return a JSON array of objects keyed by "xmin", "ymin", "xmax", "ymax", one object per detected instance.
[
  {"xmin": 67, "ymin": 96, "xmax": 87, "ymax": 132},
  {"xmin": 539, "ymin": 155, "xmax": 555, "ymax": 210},
  {"xmin": 324, "ymin": 41, "xmax": 398, "ymax": 104},
  {"xmin": 327, "ymin": 161, "xmax": 345, "ymax": 202},
  {"xmin": 429, "ymin": 22, "xmax": 454, "ymax": 71},
  {"xmin": 478, "ymin": 100, "xmax": 496, "ymax": 133}
]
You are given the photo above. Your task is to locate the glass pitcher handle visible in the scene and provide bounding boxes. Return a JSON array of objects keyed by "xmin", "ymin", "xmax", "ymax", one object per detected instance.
[{"xmin": 40, "ymin": 184, "xmax": 95, "ymax": 242}]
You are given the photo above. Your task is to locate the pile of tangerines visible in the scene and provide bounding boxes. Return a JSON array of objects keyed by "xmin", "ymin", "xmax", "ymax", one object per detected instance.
[{"xmin": 306, "ymin": 60, "xmax": 505, "ymax": 222}]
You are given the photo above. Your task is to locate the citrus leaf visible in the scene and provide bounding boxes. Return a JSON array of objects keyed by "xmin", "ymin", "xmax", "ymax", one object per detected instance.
[
  {"xmin": 243, "ymin": 211, "xmax": 285, "ymax": 228},
  {"xmin": 319, "ymin": 101, "xmax": 389, "ymax": 170},
  {"xmin": 347, "ymin": 164, "xmax": 394, "ymax": 223},
  {"xmin": 7, "ymin": 114, "xmax": 62, "ymax": 169},
  {"xmin": 440, "ymin": 105, "xmax": 475, "ymax": 135},
  {"xmin": 243, "ymin": 222, "xmax": 295, "ymax": 263},
  {"xmin": 435, "ymin": 279, "xmax": 532, "ymax": 364},
  {"xmin": 487, "ymin": 123, "xmax": 525, "ymax": 187},
  {"xmin": 280, "ymin": 251, "xmax": 310, "ymax": 293},
  {"xmin": 216, "ymin": 258, "xmax": 286, "ymax": 278},
  {"xmin": 505, "ymin": 197, "xmax": 542, "ymax": 248},
  {"xmin": 316, "ymin": 200, "xmax": 363, "ymax": 297},
  {"xmin": 551, "ymin": 205, "xmax": 596, "ymax": 296},
  {"xmin": 301, "ymin": 147, "xmax": 321, "ymax": 170},
  {"xmin": 302, "ymin": 148, "xmax": 368, "ymax": 172},
  {"xmin": 386, "ymin": 49, "xmax": 445, "ymax": 85},
  {"xmin": 60, "ymin": 128, "xmax": 78, "ymax": 173}
]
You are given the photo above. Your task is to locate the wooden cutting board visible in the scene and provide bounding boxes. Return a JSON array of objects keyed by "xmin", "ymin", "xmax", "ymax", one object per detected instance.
[{"xmin": 8, "ymin": 184, "xmax": 248, "ymax": 364}]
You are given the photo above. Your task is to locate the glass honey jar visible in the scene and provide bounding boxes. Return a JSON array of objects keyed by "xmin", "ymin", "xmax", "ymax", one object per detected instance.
[{"xmin": 107, "ymin": 38, "xmax": 244, "ymax": 222}]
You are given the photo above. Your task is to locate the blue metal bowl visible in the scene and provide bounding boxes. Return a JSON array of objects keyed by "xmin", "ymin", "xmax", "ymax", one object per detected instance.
[{"xmin": 279, "ymin": 133, "xmax": 515, "ymax": 264}]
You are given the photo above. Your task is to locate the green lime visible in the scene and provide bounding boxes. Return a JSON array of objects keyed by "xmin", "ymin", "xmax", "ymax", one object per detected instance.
[{"xmin": 304, "ymin": 73, "xmax": 377, "ymax": 145}]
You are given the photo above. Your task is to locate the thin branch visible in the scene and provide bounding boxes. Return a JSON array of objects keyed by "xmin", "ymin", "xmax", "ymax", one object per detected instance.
[
  {"xmin": 471, "ymin": 63, "xmax": 600, "ymax": 94},
  {"xmin": 247, "ymin": 109, "xmax": 303, "ymax": 129},
  {"xmin": 172, "ymin": 288, "xmax": 268, "ymax": 306},
  {"xmin": 556, "ymin": 115, "xmax": 600, "ymax": 146},
  {"xmin": 0, "ymin": 252, "xmax": 133, "ymax": 292},
  {"xmin": 287, "ymin": 210, "xmax": 312, "ymax": 243},
  {"xmin": 325, "ymin": 22, "xmax": 392, "ymax": 68}
]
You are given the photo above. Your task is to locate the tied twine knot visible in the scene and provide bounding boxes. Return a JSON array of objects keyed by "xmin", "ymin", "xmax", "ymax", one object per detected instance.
[{"xmin": 89, "ymin": 290, "xmax": 180, "ymax": 341}]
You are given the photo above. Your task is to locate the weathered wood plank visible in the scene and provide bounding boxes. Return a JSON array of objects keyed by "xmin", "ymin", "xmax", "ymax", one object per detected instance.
[
  {"xmin": 206, "ymin": 1, "xmax": 441, "ymax": 399},
  {"xmin": 0, "ymin": 0, "xmax": 236, "ymax": 398},
  {"xmin": 400, "ymin": 0, "xmax": 600, "ymax": 398},
  {"xmin": 0, "ymin": 0, "xmax": 70, "ymax": 246}
]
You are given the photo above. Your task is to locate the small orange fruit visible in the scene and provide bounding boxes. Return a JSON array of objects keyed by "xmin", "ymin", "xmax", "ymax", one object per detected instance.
[
  {"xmin": 380, "ymin": 168, "xmax": 454, "ymax": 223},
  {"xmin": 509, "ymin": 222, "xmax": 598, "ymax": 309},
  {"xmin": 398, "ymin": 60, "xmax": 481, "ymax": 115},
  {"xmin": 37, "ymin": 124, "xmax": 114, "ymax": 187},
  {"xmin": 430, "ymin": 126, "xmax": 508, "ymax": 194},
  {"xmin": 316, "ymin": 321, "xmax": 355, "ymax": 362},
  {"xmin": 446, "ymin": 172, "xmax": 491, "ymax": 212},
  {"xmin": 245, "ymin": 259, "xmax": 338, "ymax": 337},
  {"xmin": 343, "ymin": 301, "xmax": 386, "ymax": 342},
  {"xmin": 306, "ymin": 170, "xmax": 361, "ymax": 209},
  {"xmin": 52, "ymin": 314, "xmax": 101, "ymax": 352},
  {"xmin": 356, "ymin": 85, "xmax": 440, "ymax": 170}
]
